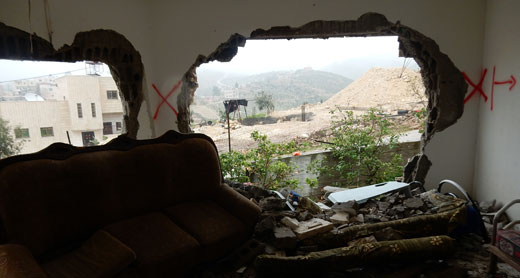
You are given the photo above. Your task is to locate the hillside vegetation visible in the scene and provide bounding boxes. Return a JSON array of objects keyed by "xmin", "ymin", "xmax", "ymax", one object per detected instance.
[
  {"xmin": 224, "ymin": 69, "xmax": 352, "ymax": 109},
  {"xmin": 194, "ymin": 69, "xmax": 352, "ymax": 116}
]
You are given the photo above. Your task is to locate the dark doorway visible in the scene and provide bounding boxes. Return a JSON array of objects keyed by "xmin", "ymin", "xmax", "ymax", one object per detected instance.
[{"xmin": 81, "ymin": 132, "xmax": 95, "ymax": 146}]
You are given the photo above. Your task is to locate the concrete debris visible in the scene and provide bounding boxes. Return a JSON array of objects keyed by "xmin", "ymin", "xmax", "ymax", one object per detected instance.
[
  {"xmin": 329, "ymin": 211, "xmax": 349, "ymax": 224},
  {"xmin": 259, "ymin": 196, "xmax": 287, "ymax": 211},
  {"xmin": 272, "ymin": 226, "xmax": 297, "ymax": 249},
  {"xmin": 293, "ymin": 218, "xmax": 333, "ymax": 240},
  {"xmin": 331, "ymin": 200, "xmax": 358, "ymax": 216},
  {"xmin": 403, "ymin": 197, "xmax": 425, "ymax": 209},
  {"xmin": 296, "ymin": 210, "xmax": 312, "ymax": 221},
  {"xmin": 223, "ymin": 180, "xmax": 510, "ymax": 277},
  {"xmin": 298, "ymin": 196, "xmax": 323, "ymax": 214},
  {"xmin": 281, "ymin": 217, "xmax": 300, "ymax": 230},
  {"xmin": 254, "ymin": 216, "xmax": 276, "ymax": 238},
  {"xmin": 316, "ymin": 202, "xmax": 331, "ymax": 211}
]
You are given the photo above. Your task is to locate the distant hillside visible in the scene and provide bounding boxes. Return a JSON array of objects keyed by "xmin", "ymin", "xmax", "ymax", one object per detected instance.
[{"xmin": 219, "ymin": 69, "xmax": 353, "ymax": 110}]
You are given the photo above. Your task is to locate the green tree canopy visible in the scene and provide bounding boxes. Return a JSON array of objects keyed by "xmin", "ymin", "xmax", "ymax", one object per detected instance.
[
  {"xmin": 255, "ymin": 91, "xmax": 275, "ymax": 114},
  {"xmin": 0, "ymin": 118, "xmax": 22, "ymax": 159}
]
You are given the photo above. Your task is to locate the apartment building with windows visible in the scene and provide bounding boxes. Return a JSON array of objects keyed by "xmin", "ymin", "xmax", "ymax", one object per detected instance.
[{"xmin": 0, "ymin": 75, "xmax": 124, "ymax": 154}]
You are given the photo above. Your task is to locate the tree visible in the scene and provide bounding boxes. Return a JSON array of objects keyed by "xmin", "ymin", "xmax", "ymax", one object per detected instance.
[
  {"xmin": 255, "ymin": 91, "xmax": 275, "ymax": 115},
  {"xmin": 0, "ymin": 118, "xmax": 23, "ymax": 158},
  {"xmin": 312, "ymin": 108, "xmax": 403, "ymax": 188}
]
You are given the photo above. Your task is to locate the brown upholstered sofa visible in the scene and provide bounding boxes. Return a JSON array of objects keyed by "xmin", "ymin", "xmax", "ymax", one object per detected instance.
[{"xmin": 0, "ymin": 131, "xmax": 261, "ymax": 277}]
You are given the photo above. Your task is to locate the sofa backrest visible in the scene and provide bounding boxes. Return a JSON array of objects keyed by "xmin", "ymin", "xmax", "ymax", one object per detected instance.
[{"xmin": 0, "ymin": 131, "xmax": 222, "ymax": 258}]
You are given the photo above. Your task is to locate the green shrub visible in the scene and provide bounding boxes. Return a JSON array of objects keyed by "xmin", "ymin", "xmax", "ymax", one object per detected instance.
[
  {"xmin": 219, "ymin": 151, "xmax": 250, "ymax": 183},
  {"xmin": 312, "ymin": 108, "xmax": 404, "ymax": 188},
  {"xmin": 220, "ymin": 130, "xmax": 299, "ymax": 190}
]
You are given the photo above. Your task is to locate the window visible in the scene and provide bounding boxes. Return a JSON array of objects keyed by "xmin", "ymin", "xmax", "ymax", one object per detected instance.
[
  {"xmin": 103, "ymin": 122, "xmax": 113, "ymax": 135},
  {"xmin": 107, "ymin": 90, "xmax": 118, "ymax": 100},
  {"xmin": 14, "ymin": 128, "xmax": 29, "ymax": 139},
  {"xmin": 77, "ymin": 103, "xmax": 83, "ymax": 118},
  {"xmin": 40, "ymin": 127, "xmax": 54, "ymax": 137},
  {"xmin": 116, "ymin": 122, "xmax": 122, "ymax": 132},
  {"xmin": 91, "ymin": 103, "xmax": 96, "ymax": 118}
]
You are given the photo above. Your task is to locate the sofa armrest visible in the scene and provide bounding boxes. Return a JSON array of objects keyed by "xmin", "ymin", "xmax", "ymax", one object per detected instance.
[
  {"xmin": 214, "ymin": 183, "xmax": 261, "ymax": 228},
  {"xmin": 0, "ymin": 244, "xmax": 48, "ymax": 278}
]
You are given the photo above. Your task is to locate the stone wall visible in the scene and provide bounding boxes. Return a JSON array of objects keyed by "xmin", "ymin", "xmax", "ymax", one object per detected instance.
[{"xmin": 278, "ymin": 140, "xmax": 421, "ymax": 198}]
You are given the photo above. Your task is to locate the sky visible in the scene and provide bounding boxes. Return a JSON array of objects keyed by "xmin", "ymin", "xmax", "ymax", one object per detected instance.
[
  {"xmin": 0, "ymin": 60, "xmax": 111, "ymax": 83},
  {"xmin": 0, "ymin": 36, "xmax": 418, "ymax": 82},
  {"xmin": 199, "ymin": 36, "xmax": 419, "ymax": 76}
]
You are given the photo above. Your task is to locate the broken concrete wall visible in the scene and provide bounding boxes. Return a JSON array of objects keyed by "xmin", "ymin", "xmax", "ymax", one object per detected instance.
[
  {"xmin": 474, "ymin": 0, "xmax": 520, "ymax": 220},
  {"xmin": 0, "ymin": 1, "xmax": 485, "ymax": 193}
]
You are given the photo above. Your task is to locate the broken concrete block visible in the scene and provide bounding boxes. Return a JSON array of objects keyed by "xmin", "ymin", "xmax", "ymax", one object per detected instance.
[
  {"xmin": 298, "ymin": 197, "xmax": 322, "ymax": 214},
  {"xmin": 403, "ymin": 197, "xmax": 424, "ymax": 209},
  {"xmin": 272, "ymin": 226, "xmax": 297, "ymax": 249},
  {"xmin": 273, "ymin": 226, "xmax": 296, "ymax": 239},
  {"xmin": 281, "ymin": 217, "xmax": 300, "ymax": 230},
  {"xmin": 316, "ymin": 202, "xmax": 331, "ymax": 211},
  {"xmin": 331, "ymin": 200, "xmax": 358, "ymax": 216},
  {"xmin": 293, "ymin": 218, "xmax": 333, "ymax": 240},
  {"xmin": 377, "ymin": 201, "xmax": 390, "ymax": 212},
  {"xmin": 330, "ymin": 212, "xmax": 349, "ymax": 224},
  {"xmin": 259, "ymin": 196, "xmax": 287, "ymax": 211},
  {"xmin": 254, "ymin": 216, "xmax": 276, "ymax": 238},
  {"xmin": 297, "ymin": 211, "xmax": 312, "ymax": 221}
]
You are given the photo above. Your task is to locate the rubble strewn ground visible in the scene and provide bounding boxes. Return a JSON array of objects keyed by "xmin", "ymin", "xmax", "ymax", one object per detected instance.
[
  {"xmin": 194, "ymin": 68, "xmax": 427, "ymax": 153},
  {"xmin": 194, "ymin": 181, "xmax": 520, "ymax": 278}
]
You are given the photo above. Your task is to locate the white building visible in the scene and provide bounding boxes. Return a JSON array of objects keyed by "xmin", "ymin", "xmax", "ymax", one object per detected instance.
[{"xmin": 0, "ymin": 75, "xmax": 124, "ymax": 154}]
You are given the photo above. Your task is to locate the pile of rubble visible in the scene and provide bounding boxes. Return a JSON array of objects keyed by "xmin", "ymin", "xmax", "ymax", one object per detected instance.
[
  {"xmin": 216, "ymin": 180, "xmax": 518, "ymax": 278},
  {"xmin": 248, "ymin": 184, "xmax": 452, "ymax": 253}
]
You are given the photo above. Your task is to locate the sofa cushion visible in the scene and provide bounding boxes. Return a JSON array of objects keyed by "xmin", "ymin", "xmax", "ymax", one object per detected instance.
[
  {"xmin": 164, "ymin": 201, "xmax": 248, "ymax": 261},
  {"xmin": 104, "ymin": 212, "xmax": 200, "ymax": 277},
  {"xmin": 42, "ymin": 230, "xmax": 136, "ymax": 278},
  {"xmin": 0, "ymin": 244, "xmax": 47, "ymax": 278}
]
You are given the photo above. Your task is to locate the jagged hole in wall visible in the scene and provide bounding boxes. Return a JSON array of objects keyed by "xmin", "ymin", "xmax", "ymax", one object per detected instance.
[
  {"xmin": 0, "ymin": 23, "xmax": 144, "ymax": 139},
  {"xmin": 180, "ymin": 12, "xmax": 467, "ymax": 184},
  {"xmin": 0, "ymin": 60, "xmax": 127, "ymax": 154}
]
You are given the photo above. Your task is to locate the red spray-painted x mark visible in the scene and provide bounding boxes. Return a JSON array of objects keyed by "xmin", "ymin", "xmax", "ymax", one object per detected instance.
[
  {"xmin": 463, "ymin": 68, "xmax": 488, "ymax": 104},
  {"xmin": 152, "ymin": 80, "xmax": 182, "ymax": 120}
]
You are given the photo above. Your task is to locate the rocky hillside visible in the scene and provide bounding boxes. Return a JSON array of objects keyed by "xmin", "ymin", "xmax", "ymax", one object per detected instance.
[{"xmin": 322, "ymin": 67, "xmax": 426, "ymax": 112}]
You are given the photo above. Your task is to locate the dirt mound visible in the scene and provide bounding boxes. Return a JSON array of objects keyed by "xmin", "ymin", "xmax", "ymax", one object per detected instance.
[{"xmin": 322, "ymin": 67, "xmax": 426, "ymax": 112}]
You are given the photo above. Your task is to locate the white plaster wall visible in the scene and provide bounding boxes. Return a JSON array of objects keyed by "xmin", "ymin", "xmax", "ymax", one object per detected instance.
[
  {"xmin": 98, "ymin": 77, "xmax": 123, "ymax": 114},
  {"xmin": 0, "ymin": 1, "xmax": 487, "ymax": 191},
  {"xmin": 56, "ymin": 76, "xmax": 103, "ymax": 131},
  {"xmin": 0, "ymin": 101, "xmax": 71, "ymax": 153},
  {"xmin": 474, "ymin": 0, "xmax": 520, "ymax": 218}
]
